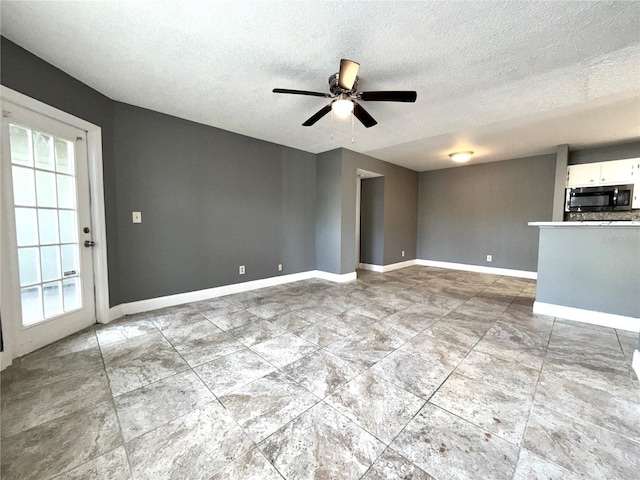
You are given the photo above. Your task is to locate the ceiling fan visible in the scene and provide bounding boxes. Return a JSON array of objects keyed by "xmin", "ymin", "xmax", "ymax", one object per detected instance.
[{"xmin": 272, "ymin": 59, "xmax": 417, "ymax": 128}]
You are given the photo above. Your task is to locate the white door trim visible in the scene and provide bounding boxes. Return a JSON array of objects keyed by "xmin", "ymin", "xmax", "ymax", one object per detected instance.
[{"xmin": 0, "ymin": 86, "xmax": 109, "ymax": 364}]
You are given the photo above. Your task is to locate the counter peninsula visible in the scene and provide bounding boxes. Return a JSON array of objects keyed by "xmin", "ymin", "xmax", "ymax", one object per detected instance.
[{"xmin": 528, "ymin": 221, "xmax": 640, "ymax": 332}]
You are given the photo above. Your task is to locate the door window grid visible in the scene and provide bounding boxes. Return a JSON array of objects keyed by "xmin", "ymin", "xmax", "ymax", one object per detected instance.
[{"xmin": 9, "ymin": 124, "xmax": 82, "ymax": 326}]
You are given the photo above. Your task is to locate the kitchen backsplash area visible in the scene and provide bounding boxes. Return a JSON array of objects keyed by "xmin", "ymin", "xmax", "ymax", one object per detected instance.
[{"xmin": 565, "ymin": 210, "xmax": 640, "ymax": 222}]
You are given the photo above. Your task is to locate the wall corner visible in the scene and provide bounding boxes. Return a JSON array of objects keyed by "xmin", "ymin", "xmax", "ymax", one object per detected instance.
[{"xmin": 552, "ymin": 144, "xmax": 569, "ymax": 222}]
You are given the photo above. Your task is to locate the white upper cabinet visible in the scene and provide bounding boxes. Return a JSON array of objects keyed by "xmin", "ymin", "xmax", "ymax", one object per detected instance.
[
  {"xmin": 599, "ymin": 158, "xmax": 637, "ymax": 185},
  {"xmin": 566, "ymin": 158, "xmax": 638, "ymax": 188},
  {"xmin": 566, "ymin": 163, "xmax": 600, "ymax": 187}
]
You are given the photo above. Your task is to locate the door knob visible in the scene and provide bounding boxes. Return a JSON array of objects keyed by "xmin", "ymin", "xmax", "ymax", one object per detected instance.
[{"xmin": 84, "ymin": 240, "xmax": 95, "ymax": 247}]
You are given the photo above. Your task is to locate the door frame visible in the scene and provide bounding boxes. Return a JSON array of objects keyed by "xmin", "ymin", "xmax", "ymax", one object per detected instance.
[{"xmin": 0, "ymin": 86, "xmax": 109, "ymax": 368}]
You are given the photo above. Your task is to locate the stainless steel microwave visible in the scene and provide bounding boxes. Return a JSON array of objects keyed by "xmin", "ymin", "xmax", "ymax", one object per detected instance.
[{"xmin": 565, "ymin": 184, "xmax": 634, "ymax": 212}]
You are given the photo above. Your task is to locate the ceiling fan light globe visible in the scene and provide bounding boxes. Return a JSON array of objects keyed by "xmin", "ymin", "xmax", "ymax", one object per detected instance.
[{"xmin": 332, "ymin": 98, "xmax": 354, "ymax": 118}]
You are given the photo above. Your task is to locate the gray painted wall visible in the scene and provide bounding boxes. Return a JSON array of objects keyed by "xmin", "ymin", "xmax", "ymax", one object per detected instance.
[
  {"xmin": 315, "ymin": 150, "xmax": 343, "ymax": 274},
  {"xmin": 417, "ymin": 154, "xmax": 556, "ymax": 272},
  {"xmin": 281, "ymin": 148, "xmax": 317, "ymax": 275},
  {"xmin": 113, "ymin": 103, "xmax": 316, "ymax": 303},
  {"xmin": 569, "ymin": 141, "xmax": 640, "ymax": 165},
  {"xmin": 536, "ymin": 226, "xmax": 640, "ymax": 317},
  {"xmin": 360, "ymin": 177, "xmax": 385, "ymax": 265},
  {"xmin": 341, "ymin": 150, "xmax": 419, "ymax": 273},
  {"xmin": 1, "ymin": 36, "xmax": 122, "ymax": 306},
  {"xmin": 1, "ymin": 36, "xmax": 317, "ymax": 306},
  {"xmin": 315, "ymin": 149, "xmax": 419, "ymax": 274}
]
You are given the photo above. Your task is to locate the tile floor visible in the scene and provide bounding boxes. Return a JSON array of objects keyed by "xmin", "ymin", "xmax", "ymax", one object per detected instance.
[{"xmin": 1, "ymin": 266, "xmax": 639, "ymax": 479}]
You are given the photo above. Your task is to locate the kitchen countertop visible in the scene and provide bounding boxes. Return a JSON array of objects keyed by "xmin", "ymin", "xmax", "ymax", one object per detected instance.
[{"xmin": 529, "ymin": 221, "xmax": 640, "ymax": 227}]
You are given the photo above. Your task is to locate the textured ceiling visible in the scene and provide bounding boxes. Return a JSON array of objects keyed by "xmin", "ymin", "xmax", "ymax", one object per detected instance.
[{"xmin": 1, "ymin": 1, "xmax": 639, "ymax": 171}]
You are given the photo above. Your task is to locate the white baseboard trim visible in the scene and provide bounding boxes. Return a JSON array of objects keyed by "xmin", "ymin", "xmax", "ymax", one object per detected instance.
[
  {"xmin": 383, "ymin": 260, "xmax": 418, "ymax": 272},
  {"xmin": 416, "ymin": 259, "xmax": 537, "ymax": 280},
  {"xmin": 106, "ymin": 270, "xmax": 356, "ymax": 320},
  {"xmin": 359, "ymin": 260, "xmax": 417, "ymax": 273},
  {"xmin": 533, "ymin": 301, "xmax": 640, "ymax": 333},
  {"xmin": 358, "ymin": 263, "xmax": 384, "ymax": 272},
  {"xmin": 633, "ymin": 350, "xmax": 640, "ymax": 380},
  {"xmin": 117, "ymin": 271, "xmax": 318, "ymax": 317},
  {"xmin": 313, "ymin": 270, "xmax": 358, "ymax": 283}
]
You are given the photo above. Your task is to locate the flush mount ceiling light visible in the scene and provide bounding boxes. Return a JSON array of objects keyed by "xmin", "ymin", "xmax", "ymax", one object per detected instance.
[
  {"xmin": 331, "ymin": 96, "xmax": 355, "ymax": 118},
  {"xmin": 449, "ymin": 151, "xmax": 474, "ymax": 163}
]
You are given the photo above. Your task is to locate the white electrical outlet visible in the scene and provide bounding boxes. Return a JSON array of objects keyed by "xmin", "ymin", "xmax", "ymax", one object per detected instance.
[
  {"xmin": 402, "ymin": 250, "xmax": 405, "ymax": 257},
  {"xmin": 132, "ymin": 211, "xmax": 142, "ymax": 223},
  {"xmin": 486, "ymin": 255, "xmax": 492, "ymax": 262},
  {"xmin": 278, "ymin": 264, "xmax": 283, "ymax": 272},
  {"xmin": 239, "ymin": 265, "xmax": 245, "ymax": 275}
]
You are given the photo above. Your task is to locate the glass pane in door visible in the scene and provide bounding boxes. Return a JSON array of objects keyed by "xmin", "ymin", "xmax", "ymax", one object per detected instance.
[
  {"xmin": 12, "ymin": 166, "xmax": 36, "ymax": 206},
  {"xmin": 63, "ymin": 278, "xmax": 81, "ymax": 311},
  {"xmin": 55, "ymin": 139, "xmax": 73, "ymax": 174},
  {"xmin": 21, "ymin": 286, "xmax": 43, "ymax": 324},
  {"xmin": 9, "ymin": 125, "xmax": 33, "ymax": 166},
  {"xmin": 33, "ymin": 132, "xmax": 55, "ymax": 170},
  {"xmin": 10, "ymin": 124, "xmax": 83, "ymax": 326},
  {"xmin": 15, "ymin": 208, "xmax": 39, "ymax": 246}
]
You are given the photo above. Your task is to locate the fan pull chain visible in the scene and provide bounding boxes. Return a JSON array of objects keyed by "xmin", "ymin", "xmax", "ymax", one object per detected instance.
[
  {"xmin": 330, "ymin": 109, "xmax": 334, "ymax": 140},
  {"xmin": 351, "ymin": 113, "xmax": 355, "ymax": 143}
]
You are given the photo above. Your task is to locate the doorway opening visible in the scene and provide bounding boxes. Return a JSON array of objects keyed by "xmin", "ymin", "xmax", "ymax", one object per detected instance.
[{"xmin": 355, "ymin": 168, "xmax": 384, "ymax": 273}]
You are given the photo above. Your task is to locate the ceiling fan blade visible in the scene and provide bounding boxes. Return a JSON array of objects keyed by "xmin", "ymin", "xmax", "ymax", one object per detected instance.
[
  {"xmin": 273, "ymin": 88, "xmax": 331, "ymax": 98},
  {"xmin": 338, "ymin": 59, "xmax": 360, "ymax": 90},
  {"xmin": 359, "ymin": 91, "xmax": 417, "ymax": 102},
  {"xmin": 353, "ymin": 102, "xmax": 377, "ymax": 128},
  {"xmin": 302, "ymin": 105, "xmax": 332, "ymax": 126}
]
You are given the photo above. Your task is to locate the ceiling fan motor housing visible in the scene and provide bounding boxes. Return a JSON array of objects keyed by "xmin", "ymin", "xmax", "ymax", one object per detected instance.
[{"xmin": 329, "ymin": 73, "xmax": 359, "ymax": 95}]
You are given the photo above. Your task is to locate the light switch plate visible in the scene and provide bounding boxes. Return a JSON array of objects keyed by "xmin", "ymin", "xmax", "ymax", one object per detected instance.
[{"xmin": 132, "ymin": 212, "xmax": 142, "ymax": 223}]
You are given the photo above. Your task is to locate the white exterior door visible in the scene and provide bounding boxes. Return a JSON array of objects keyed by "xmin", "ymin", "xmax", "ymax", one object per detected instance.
[{"xmin": 1, "ymin": 101, "xmax": 96, "ymax": 357}]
